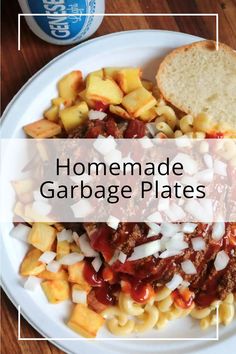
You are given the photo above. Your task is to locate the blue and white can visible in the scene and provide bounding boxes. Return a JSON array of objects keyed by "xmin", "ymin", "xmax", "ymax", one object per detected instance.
[{"xmin": 18, "ymin": 0, "xmax": 105, "ymax": 45}]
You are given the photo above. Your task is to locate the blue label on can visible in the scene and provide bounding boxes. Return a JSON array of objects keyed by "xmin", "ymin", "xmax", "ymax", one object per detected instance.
[{"xmin": 27, "ymin": 0, "xmax": 96, "ymax": 40}]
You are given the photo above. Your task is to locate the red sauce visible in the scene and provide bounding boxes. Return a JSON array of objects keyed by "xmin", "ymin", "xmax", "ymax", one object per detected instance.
[
  {"xmin": 120, "ymin": 278, "xmax": 154, "ymax": 303},
  {"xmin": 83, "ymin": 261, "xmax": 104, "ymax": 287},
  {"xmin": 172, "ymin": 288, "xmax": 194, "ymax": 309},
  {"xmin": 94, "ymin": 283, "xmax": 117, "ymax": 305},
  {"xmin": 93, "ymin": 101, "xmax": 109, "ymax": 112},
  {"xmin": 206, "ymin": 132, "xmax": 224, "ymax": 139},
  {"xmin": 90, "ymin": 225, "xmax": 114, "ymax": 261}
]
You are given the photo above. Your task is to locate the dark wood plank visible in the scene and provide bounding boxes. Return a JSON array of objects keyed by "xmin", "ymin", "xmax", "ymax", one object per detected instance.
[{"xmin": 1, "ymin": 0, "xmax": 235, "ymax": 353}]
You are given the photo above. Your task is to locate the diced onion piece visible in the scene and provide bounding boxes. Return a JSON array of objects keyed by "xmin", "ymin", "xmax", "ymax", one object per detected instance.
[
  {"xmin": 146, "ymin": 222, "xmax": 161, "ymax": 237},
  {"xmin": 24, "ymin": 276, "xmax": 41, "ymax": 291},
  {"xmin": 107, "ymin": 215, "xmax": 120, "ymax": 230},
  {"xmin": 191, "ymin": 237, "xmax": 206, "ymax": 251},
  {"xmin": 92, "ymin": 257, "xmax": 102, "ymax": 272},
  {"xmin": 128, "ymin": 240, "xmax": 161, "ymax": 261},
  {"xmin": 39, "ymin": 251, "xmax": 56, "ymax": 264},
  {"xmin": 72, "ymin": 289, "xmax": 87, "ymax": 304},
  {"xmin": 72, "ymin": 231, "xmax": 80, "ymax": 247},
  {"xmin": 159, "ymin": 250, "xmax": 181, "ymax": 258},
  {"xmin": 181, "ymin": 280, "xmax": 190, "ymax": 288},
  {"xmin": 10, "ymin": 224, "xmax": 31, "ymax": 243},
  {"xmin": 175, "ymin": 136, "xmax": 191, "ymax": 148},
  {"xmin": 71, "ymin": 199, "xmax": 93, "ymax": 218},
  {"xmin": 181, "ymin": 260, "xmax": 197, "ymax": 275},
  {"xmin": 104, "ymin": 148, "xmax": 122, "ymax": 166},
  {"xmin": 139, "ymin": 137, "xmax": 153, "ymax": 149},
  {"xmin": 160, "ymin": 223, "xmax": 181, "ymax": 237},
  {"xmin": 146, "ymin": 211, "xmax": 162, "ymax": 223},
  {"xmin": 146, "ymin": 123, "xmax": 157, "ymax": 137},
  {"xmin": 214, "ymin": 251, "xmax": 229, "ymax": 271},
  {"xmin": 59, "ymin": 252, "xmax": 84, "ymax": 265},
  {"xmin": 79, "ymin": 233, "xmax": 99, "ymax": 257},
  {"xmin": 108, "ymin": 250, "xmax": 119, "ymax": 265},
  {"xmin": 46, "ymin": 261, "xmax": 61, "ymax": 273},
  {"xmin": 203, "ymin": 154, "xmax": 213, "ymax": 169},
  {"xmin": 166, "ymin": 274, "xmax": 183, "ymax": 290},
  {"xmin": 212, "ymin": 223, "xmax": 225, "ymax": 241},
  {"xmin": 195, "ymin": 169, "xmax": 214, "ymax": 183},
  {"xmin": 182, "ymin": 223, "xmax": 198, "ymax": 234},
  {"xmin": 214, "ymin": 160, "xmax": 227, "ymax": 176},
  {"xmin": 57, "ymin": 229, "xmax": 73, "ymax": 243},
  {"xmin": 88, "ymin": 110, "xmax": 107, "ymax": 121},
  {"xmin": 93, "ymin": 135, "xmax": 117, "ymax": 155},
  {"xmin": 171, "ymin": 153, "xmax": 198, "ymax": 175},
  {"xmin": 33, "ymin": 190, "xmax": 46, "ymax": 202},
  {"xmin": 164, "ymin": 203, "xmax": 186, "ymax": 221},
  {"xmin": 32, "ymin": 201, "xmax": 52, "ymax": 216},
  {"xmin": 165, "ymin": 238, "xmax": 188, "ymax": 251},
  {"xmin": 118, "ymin": 251, "xmax": 127, "ymax": 264}
]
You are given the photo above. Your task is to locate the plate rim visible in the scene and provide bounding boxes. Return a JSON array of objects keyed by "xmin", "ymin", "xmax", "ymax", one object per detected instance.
[{"xmin": 2, "ymin": 29, "xmax": 234, "ymax": 354}]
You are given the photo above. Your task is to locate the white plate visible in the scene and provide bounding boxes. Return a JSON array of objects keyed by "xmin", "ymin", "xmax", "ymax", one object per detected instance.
[{"xmin": 1, "ymin": 30, "xmax": 235, "ymax": 354}]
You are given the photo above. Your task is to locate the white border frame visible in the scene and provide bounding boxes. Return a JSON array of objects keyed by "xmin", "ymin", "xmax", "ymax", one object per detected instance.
[{"xmin": 18, "ymin": 13, "xmax": 219, "ymax": 51}]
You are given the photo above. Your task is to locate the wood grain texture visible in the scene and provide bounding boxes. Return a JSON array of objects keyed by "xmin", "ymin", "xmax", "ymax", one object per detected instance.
[{"xmin": 1, "ymin": 0, "xmax": 236, "ymax": 353}]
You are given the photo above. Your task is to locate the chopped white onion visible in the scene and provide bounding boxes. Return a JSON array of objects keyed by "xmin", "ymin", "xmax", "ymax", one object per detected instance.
[
  {"xmin": 107, "ymin": 215, "xmax": 120, "ymax": 230},
  {"xmin": 214, "ymin": 251, "xmax": 229, "ymax": 271},
  {"xmin": 184, "ymin": 200, "xmax": 204, "ymax": 220},
  {"xmin": 171, "ymin": 153, "xmax": 198, "ymax": 175},
  {"xmin": 160, "ymin": 223, "xmax": 181, "ymax": 237},
  {"xmin": 108, "ymin": 250, "xmax": 119, "ymax": 265},
  {"xmin": 59, "ymin": 252, "xmax": 84, "ymax": 265},
  {"xmin": 166, "ymin": 274, "xmax": 183, "ymax": 290},
  {"xmin": 191, "ymin": 237, "xmax": 206, "ymax": 251},
  {"xmin": 33, "ymin": 190, "xmax": 47, "ymax": 202},
  {"xmin": 104, "ymin": 148, "xmax": 122, "ymax": 166},
  {"xmin": 165, "ymin": 237, "xmax": 188, "ymax": 251},
  {"xmin": 139, "ymin": 137, "xmax": 154, "ymax": 149},
  {"xmin": 180, "ymin": 280, "xmax": 190, "ymax": 288},
  {"xmin": 212, "ymin": 223, "xmax": 225, "ymax": 241},
  {"xmin": 79, "ymin": 233, "xmax": 99, "ymax": 257},
  {"xmin": 118, "ymin": 251, "xmax": 127, "ymax": 264},
  {"xmin": 32, "ymin": 201, "xmax": 52, "ymax": 216},
  {"xmin": 164, "ymin": 203, "xmax": 186, "ymax": 221},
  {"xmin": 72, "ymin": 289, "xmax": 87, "ymax": 304},
  {"xmin": 203, "ymin": 154, "xmax": 213, "ymax": 169},
  {"xmin": 146, "ymin": 123, "xmax": 157, "ymax": 137},
  {"xmin": 128, "ymin": 240, "xmax": 161, "ymax": 261},
  {"xmin": 24, "ymin": 276, "xmax": 41, "ymax": 291},
  {"xmin": 159, "ymin": 249, "xmax": 181, "ymax": 258},
  {"xmin": 92, "ymin": 257, "xmax": 102, "ymax": 272},
  {"xmin": 57, "ymin": 229, "xmax": 73, "ymax": 243},
  {"xmin": 195, "ymin": 169, "xmax": 214, "ymax": 183},
  {"xmin": 147, "ymin": 211, "xmax": 162, "ymax": 223},
  {"xmin": 181, "ymin": 260, "xmax": 197, "ymax": 275},
  {"xmin": 39, "ymin": 251, "xmax": 56, "ymax": 264},
  {"xmin": 158, "ymin": 197, "xmax": 169, "ymax": 211},
  {"xmin": 46, "ymin": 261, "xmax": 61, "ymax": 273},
  {"xmin": 214, "ymin": 160, "xmax": 227, "ymax": 176},
  {"xmin": 88, "ymin": 110, "xmax": 107, "ymax": 121},
  {"xmin": 71, "ymin": 199, "xmax": 93, "ymax": 218},
  {"xmin": 93, "ymin": 135, "xmax": 117, "ymax": 155},
  {"xmin": 182, "ymin": 223, "xmax": 198, "ymax": 234},
  {"xmin": 10, "ymin": 224, "xmax": 31, "ymax": 243},
  {"xmin": 146, "ymin": 222, "xmax": 161, "ymax": 237},
  {"xmin": 72, "ymin": 231, "xmax": 80, "ymax": 247},
  {"xmin": 175, "ymin": 136, "xmax": 192, "ymax": 148}
]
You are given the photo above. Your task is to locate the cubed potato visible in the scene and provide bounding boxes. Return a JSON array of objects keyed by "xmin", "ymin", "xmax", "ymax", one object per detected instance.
[
  {"xmin": 38, "ymin": 269, "xmax": 68, "ymax": 281},
  {"xmin": 59, "ymin": 102, "xmax": 88, "ymax": 132},
  {"xmin": 13, "ymin": 202, "xmax": 32, "ymax": 223},
  {"xmin": 117, "ymin": 68, "xmax": 142, "ymax": 94},
  {"xmin": 86, "ymin": 76, "xmax": 123, "ymax": 105},
  {"xmin": 41, "ymin": 280, "xmax": 70, "ymax": 303},
  {"xmin": 139, "ymin": 107, "xmax": 157, "ymax": 122},
  {"xmin": 28, "ymin": 223, "xmax": 56, "ymax": 252},
  {"xmin": 56, "ymin": 240, "xmax": 70, "ymax": 260},
  {"xmin": 67, "ymin": 303, "xmax": 105, "ymax": 338},
  {"xmin": 103, "ymin": 67, "xmax": 124, "ymax": 80},
  {"xmin": 70, "ymin": 242, "xmax": 81, "ymax": 253},
  {"xmin": 68, "ymin": 261, "xmax": 91, "ymax": 291},
  {"xmin": 58, "ymin": 71, "xmax": 83, "ymax": 101},
  {"xmin": 122, "ymin": 87, "xmax": 157, "ymax": 118},
  {"xmin": 12, "ymin": 179, "xmax": 34, "ymax": 204},
  {"xmin": 142, "ymin": 80, "xmax": 154, "ymax": 91},
  {"xmin": 44, "ymin": 105, "xmax": 59, "ymax": 122},
  {"xmin": 87, "ymin": 69, "xmax": 103, "ymax": 80},
  {"xmin": 109, "ymin": 105, "xmax": 132, "ymax": 120},
  {"xmin": 52, "ymin": 97, "xmax": 73, "ymax": 107},
  {"xmin": 24, "ymin": 119, "xmax": 62, "ymax": 138},
  {"xmin": 20, "ymin": 248, "xmax": 46, "ymax": 276},
  {"xmin": 78, "ymin": 89, "xmax": 95, "ymax": 108}
]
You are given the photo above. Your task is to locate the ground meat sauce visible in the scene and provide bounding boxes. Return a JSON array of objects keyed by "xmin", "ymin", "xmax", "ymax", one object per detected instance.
[{"xmin": 68, "ymin": 115, "xmax": 236, "ymax": 309}]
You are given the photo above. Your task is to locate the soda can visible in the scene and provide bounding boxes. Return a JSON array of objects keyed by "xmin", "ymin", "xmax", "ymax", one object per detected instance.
[{"xmin": 18, "ymin": 0, "xmax": 105, "ymax": 45}]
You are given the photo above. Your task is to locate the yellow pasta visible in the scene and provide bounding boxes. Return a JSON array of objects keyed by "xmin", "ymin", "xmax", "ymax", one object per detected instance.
[
  {"xmin": 156, "ymin": 122, "xmax": 174, "ymax": 137},
  {"xmin": 134, "ymin": 305, "xmax": 159, "ymax": 332},
  {"xmin": 179, "ymin": 114, "xmax": 194, "ymax": 133},
  {"xmin": 156, "ymin": 105, "xmax": 177, "ymax": 129},
  {"xmin": 119, "ymin": 292, "xmax": 144, "ymax": 316}
]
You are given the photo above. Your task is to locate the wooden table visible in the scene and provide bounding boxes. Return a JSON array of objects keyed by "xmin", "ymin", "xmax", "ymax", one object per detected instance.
[{"xmin": 1, "ymin": 0, "xmax": 236, "ymax": 353}]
